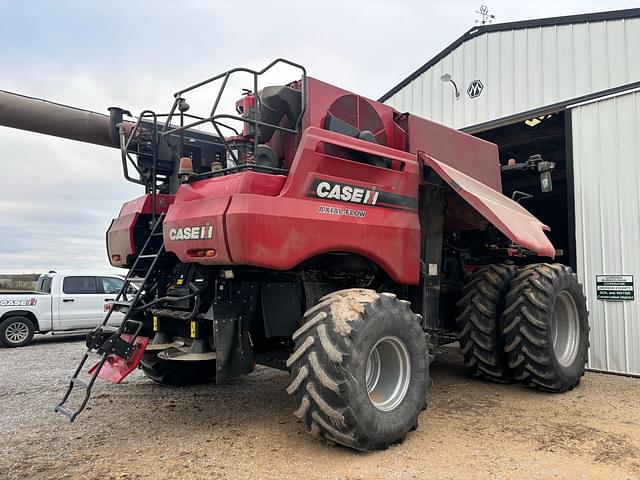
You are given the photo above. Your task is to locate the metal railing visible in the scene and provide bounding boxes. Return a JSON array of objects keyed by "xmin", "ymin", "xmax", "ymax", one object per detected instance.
[
  {"xmin": 118, "ymin": 111, "xmax": 162, "ymax": 222},
  {"xmin": 161, "ymin": 58, "xmax": 307, "ymax": 167}
]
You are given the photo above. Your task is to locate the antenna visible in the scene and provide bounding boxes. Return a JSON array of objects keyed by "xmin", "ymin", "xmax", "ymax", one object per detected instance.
[{"xmin": 475, "ymin": 5, "xmax": 495, "ymax": 25}]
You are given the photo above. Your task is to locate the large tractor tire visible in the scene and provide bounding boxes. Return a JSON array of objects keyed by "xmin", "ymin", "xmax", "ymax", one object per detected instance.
[
  {"xmin": 140, "ymin": 352, "xmax": 216, "ymax": 387},
  {"xmin": 0, "ymin": 316, "xmax": 35, "ymax": 348},
  {"xmin": 455, "ymin": 264, "xmax": 517, "ymax": 383},
  {"xmin": 502, "ymin": 264, "xmax": 589, "ymax": 392},
  {"xmin": 287, "ymin": 289, "xmax": 430, "ymax": 452}
]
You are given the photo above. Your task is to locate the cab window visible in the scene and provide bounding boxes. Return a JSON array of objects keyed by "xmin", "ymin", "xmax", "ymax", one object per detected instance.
[
  {"xmin": 36, "ymin": 276, "xmax": 52, "ymax": 293},
  {"xmin": 63, "ymin": 276, "xmax": 98, "ymax": 294},
  {"xmin": 100, "ymin": 277, "xmax": 124, "ymax": 295}
]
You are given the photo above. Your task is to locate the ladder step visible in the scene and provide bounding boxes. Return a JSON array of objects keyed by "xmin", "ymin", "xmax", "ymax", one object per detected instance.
[
  {"xmin": 111, "ymin": 300, "xmax": 133, "ymax": 312},
  {"xmin": 111, "ymin": 300, "xmax": 133, "ymax": 307},
  {"xmin": 56, "ymin": 214, "xmax": 164, "ymax": 423},
  {"xmin": 151, "ymin": 231, "xmax": 164, "ymax": 236},
  {"xmin": 71, "ymin": 377, "xmax": 91, "ymax": 388},
  {"xmin": 94, "ymin": 325, "xmax": 120, "ymax": 333},
  {"xmin": 55, "ymin": 405, "xmax": 75, "ymax": 418}
]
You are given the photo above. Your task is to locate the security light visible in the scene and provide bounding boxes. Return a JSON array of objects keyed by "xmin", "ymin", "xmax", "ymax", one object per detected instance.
[{"xmin": 440, "ymin": 73, "xmax": 460, "ymax": 99}]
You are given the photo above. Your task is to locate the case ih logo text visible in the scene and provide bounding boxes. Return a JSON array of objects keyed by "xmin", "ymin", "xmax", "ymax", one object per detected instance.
[
  {"xmin": 168, "ymin": 225, "xmax": 214, "ymax": 241},
  {"xmin": 315, "ymin": 180, "xmax": 379, "ymax": 205},
  {"xmin": 308, "ymin": 178, "xmax": 418, "ymax": 211},
  {"xmin": 0, "ymin": 298, "xmax": 37, "ymax": 307},
  {"xmin": 467, "ymin": 79, "xmax": 484, "ymax": 98}
]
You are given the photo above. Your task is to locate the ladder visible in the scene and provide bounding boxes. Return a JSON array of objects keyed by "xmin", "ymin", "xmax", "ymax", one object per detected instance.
[{"xmin": 55, "ymin": 213, "xmax": 166, "ymax": 422}]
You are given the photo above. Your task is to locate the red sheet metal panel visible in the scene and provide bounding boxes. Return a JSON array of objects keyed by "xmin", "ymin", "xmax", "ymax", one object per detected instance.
[
  {"xmin": 404, "ymin": 114, "xmax": 502, "ymax": 191},
  {"xmin": 164, "ymin": 128, "xmax": 422, "ymax": 284},
  {"xmin": 107, "ymin": 194, "xmax": 175, "ymax": 267},
  {"xmin": 422, "ymin": 153, "xmax": 556, "ymax": 258},
  {"xmin": 88, "ymin": 335, "xmax": 149, "ymax": 384}
]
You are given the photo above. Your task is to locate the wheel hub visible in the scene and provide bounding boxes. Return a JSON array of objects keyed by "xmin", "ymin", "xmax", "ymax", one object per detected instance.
[
  {"xmin": 6, "ymin": 321, "xmax": 29, "ymax": 344},
  {"xmin": 551, "ymin": 291, "xmax": 581, "ymax": 367},
  {"xmin": 365, "ymin": 336, "xmax": 411, "ymax": 411}
]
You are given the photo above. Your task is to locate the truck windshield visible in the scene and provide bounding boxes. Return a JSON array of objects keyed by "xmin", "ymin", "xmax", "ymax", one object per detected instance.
[{"xmin": 36, "ymin": 276, "xmax": 52, "ymax": 293}]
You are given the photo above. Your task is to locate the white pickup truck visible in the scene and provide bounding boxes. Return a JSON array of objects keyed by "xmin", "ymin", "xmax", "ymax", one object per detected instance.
[{"xmin": 0, "ymin": 271, "xmax": 132, "ymax": 347}]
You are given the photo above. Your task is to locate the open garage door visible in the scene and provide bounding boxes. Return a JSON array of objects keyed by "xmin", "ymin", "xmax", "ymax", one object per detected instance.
[{"xmin": 473, "ymin": 110, "xmax": 574, "ymax": 267}]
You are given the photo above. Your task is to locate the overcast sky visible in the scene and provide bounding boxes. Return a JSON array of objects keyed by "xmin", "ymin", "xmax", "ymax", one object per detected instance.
[{"xmin": 1, "ymin": 0, "xmax": 638, "ymax": 275}]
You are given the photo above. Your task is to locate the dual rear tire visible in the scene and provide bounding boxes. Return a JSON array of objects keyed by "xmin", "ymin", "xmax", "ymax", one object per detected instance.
[
  {"xmin": 502, "ymin": 264, "xmax": 589, "ymax": 392},
  {"xmin": 455, "ymin": 264, "xmax": 516, "ymax": 383},
  {"xmin": 456, "ymin": 263, "xmax": 589, "ymax": 393}
]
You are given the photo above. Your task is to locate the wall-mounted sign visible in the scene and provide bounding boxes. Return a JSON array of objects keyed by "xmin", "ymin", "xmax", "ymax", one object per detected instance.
[
  {"xmin": 467, "ymin": 80, "xmax": 484, "ymax": 98},
  {"xmin": 596, "ymin": 275, "xmax": 634, "ymax": 301}
]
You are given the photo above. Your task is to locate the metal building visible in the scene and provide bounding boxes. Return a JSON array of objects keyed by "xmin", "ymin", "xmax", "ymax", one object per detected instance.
[{"xmin": 380, "ymin": 8, "xmax": 640, "ymax": 376}]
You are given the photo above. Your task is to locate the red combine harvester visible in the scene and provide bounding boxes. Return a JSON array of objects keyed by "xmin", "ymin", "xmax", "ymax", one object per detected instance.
[{"xmin": 0, "ymin": 59, "xmax": 588, "ymax": 451}]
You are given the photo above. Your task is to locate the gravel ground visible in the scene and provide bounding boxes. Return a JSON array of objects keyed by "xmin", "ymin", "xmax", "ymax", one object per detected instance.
[{"xmin": 0, "ymin": 335, "xmax": 639, "ymax": 480}]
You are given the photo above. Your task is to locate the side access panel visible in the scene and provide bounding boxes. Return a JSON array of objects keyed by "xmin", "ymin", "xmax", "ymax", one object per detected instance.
[
  {"xmin": 163, "ymin": 171, "xmax": 287, "ymax": 266},
  {"xmin": 421, "ymin": 153, "xmax": 556, "ymax": 258},
  {"xmin": 107, "ymin": 194, "xmax": 174, "ymax": 267}
]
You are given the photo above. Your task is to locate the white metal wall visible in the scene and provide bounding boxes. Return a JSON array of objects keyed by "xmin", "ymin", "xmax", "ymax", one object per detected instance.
[
  {"xmin": 571, "ymin": 89, "xmax": 640, "ymax": 375},
  {"xmin": 385, "ymin": 18, "xmax": 640, "ymax": 129}
]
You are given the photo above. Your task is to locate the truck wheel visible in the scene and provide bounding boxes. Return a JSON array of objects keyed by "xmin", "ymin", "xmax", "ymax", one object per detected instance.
[
  {"xmin": 140, "ymin": 352, "xmax": 216, "ymax": 386},
  {"xmin": 455, "ymin": 264, "xmax": 516, "ymax": 383},
  {"xmin": 287, "ymin": 289, "xmax": 429, "ymax": 451},
  {"xmin": 502, "ymin": 264, "xmax": 589, "ymax": 392},
  {"xmin": 0, "ymin": 316, "xmax": 35, "ymax": 348}
]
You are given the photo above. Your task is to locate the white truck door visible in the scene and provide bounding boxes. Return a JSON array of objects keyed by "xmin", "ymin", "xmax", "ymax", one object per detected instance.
[
  {"xmin": 58, "ymin": 276, "xmax": 103, "ymax": 329},
  {"xmin": 99, "ymin": 276, "xmax": 126, "ymax": 326}
]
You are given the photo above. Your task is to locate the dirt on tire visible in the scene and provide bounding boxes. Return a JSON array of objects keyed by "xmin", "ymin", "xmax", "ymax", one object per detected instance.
[{"xmin": 287, "ymin": 289, "xmax": 429, "ymax": 451}]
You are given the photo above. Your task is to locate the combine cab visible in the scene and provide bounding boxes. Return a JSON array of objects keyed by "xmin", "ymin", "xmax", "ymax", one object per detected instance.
[{"xmin": 0, "ymin": 59, "xmax": 588, "ymax": 451}]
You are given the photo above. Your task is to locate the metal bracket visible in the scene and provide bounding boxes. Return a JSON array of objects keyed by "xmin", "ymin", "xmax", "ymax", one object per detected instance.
[{"xmin": 85, "ymin": 327, "xmax": 138, "ymax": 361}]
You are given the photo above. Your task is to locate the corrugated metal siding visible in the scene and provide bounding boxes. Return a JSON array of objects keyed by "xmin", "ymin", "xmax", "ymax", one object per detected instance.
[
  {"xmin": 385, "ymin": 18, "xmax": 640, "ymax": 129},
  {"xmin": 571, "ymin": 90, "xmax": 640, "ymax": 375}
]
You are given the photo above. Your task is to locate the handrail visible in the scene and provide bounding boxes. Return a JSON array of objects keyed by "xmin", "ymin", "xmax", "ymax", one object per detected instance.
[
  {"xmin": 160, "ymin": 58, "xmax": 307, "ymax": 169},
  {"xmin": 118, "ymin": 110, "xmax": 163, "ymax": 222}
]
